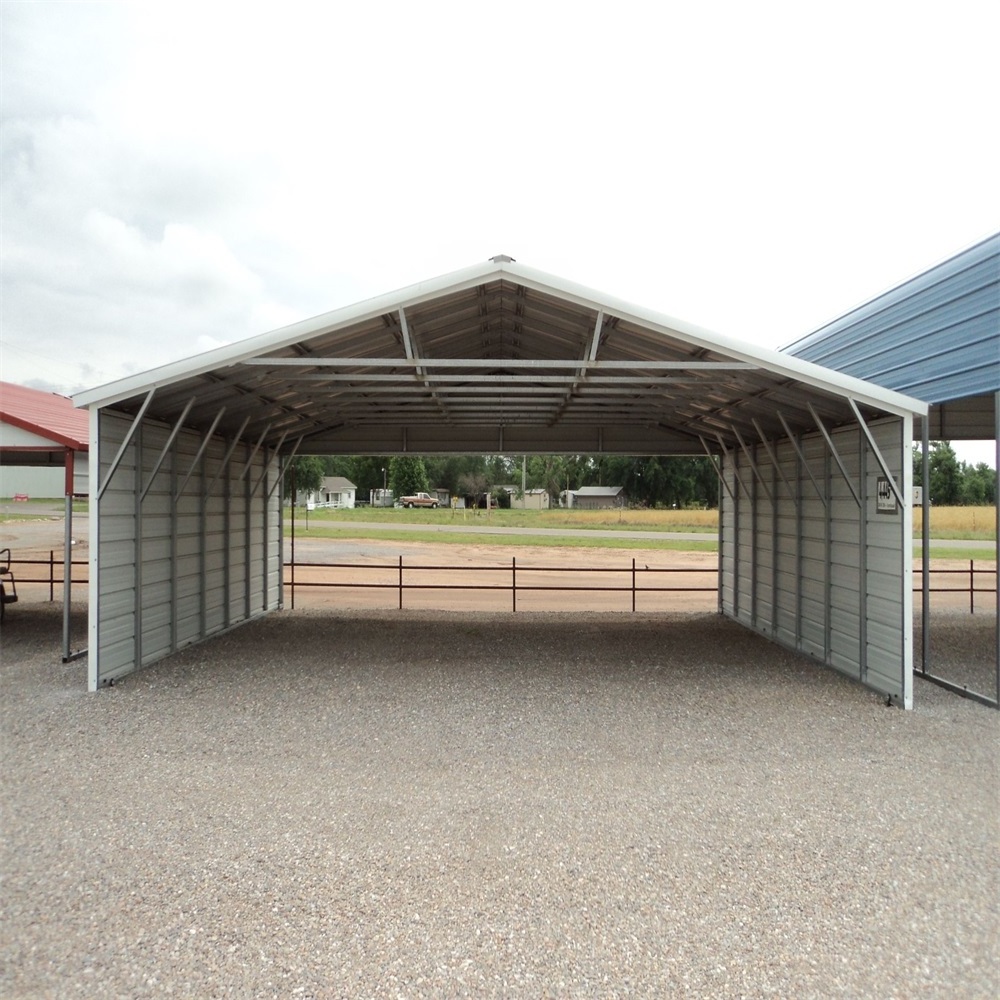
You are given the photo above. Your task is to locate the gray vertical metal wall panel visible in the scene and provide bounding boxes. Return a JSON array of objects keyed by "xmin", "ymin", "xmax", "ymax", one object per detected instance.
[
  {"xmin": 862, "ymin": 418, "xmax": 909, "ymax": 699},
  {"xmin": 718, "ymin": 415, "xmax": 910, "ymax": 705},
  {"xmin": 90, "ymin": 408, "xmax": 282, "ymax": 689}
]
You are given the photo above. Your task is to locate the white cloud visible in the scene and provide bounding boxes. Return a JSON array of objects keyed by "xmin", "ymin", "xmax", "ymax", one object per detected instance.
[{"xmin": 1, "ymin": 0, "xmax": 997, "ymax": 411}]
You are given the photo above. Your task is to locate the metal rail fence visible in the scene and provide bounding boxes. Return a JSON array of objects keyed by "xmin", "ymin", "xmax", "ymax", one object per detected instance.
[
  {"xmin": 286, "ymin": 556, "xmax": 717, "ymax": 612},
  {"xmin": 5, "ymin": 554, "xmax": 997, "ymax": 613},
  {"xmin": 283, "ymin": 556, "xmax": 998, "ymax": 612}
]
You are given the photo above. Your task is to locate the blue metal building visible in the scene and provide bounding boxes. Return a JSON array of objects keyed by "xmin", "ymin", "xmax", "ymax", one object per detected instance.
[{"xmin": 785, "ymin": 233, "xmax": 1000, "ymax": 706}]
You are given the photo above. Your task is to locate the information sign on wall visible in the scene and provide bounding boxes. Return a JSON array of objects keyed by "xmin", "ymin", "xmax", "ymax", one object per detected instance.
[{"xmin": 876, "ymin": 477, "xmax": 897, "ymax": 514}]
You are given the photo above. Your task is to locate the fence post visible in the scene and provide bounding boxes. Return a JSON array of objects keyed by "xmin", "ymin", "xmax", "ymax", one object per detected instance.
[
  {"xmin": 512, "ymin": 556, "xmax": 517, "ymax": 613},
  {"xmin": 49, "ymin": 550, "xmax": 55, "ymax": 602},
  {"xmin": 970, "ymin": 559, "xmax": 975, "ymax": 615},
  {"xmin": 398, "ymin": 555, "xmax": 403, "ymax": 610},
  {"xmin": 632, "ymin": 557, "xmax": 636, "ymax": 613}
]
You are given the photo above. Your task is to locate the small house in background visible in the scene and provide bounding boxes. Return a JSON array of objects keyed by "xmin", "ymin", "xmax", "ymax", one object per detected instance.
[
  {"xmin": 509, "ymin": 488, "xmax": 551, "ymax": 510},
  {"xmin": 566, "ymin": 486, "xmax": 625, "ymax": 510},
  {"xmin": 305, "ymin": 476, "xmax": 356, "ymax": 509}
]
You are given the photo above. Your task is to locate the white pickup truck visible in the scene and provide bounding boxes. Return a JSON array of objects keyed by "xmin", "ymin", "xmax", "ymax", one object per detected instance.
[{"xmin": 399, "ymin": 492, "xmax": 440, "ymax": 508}]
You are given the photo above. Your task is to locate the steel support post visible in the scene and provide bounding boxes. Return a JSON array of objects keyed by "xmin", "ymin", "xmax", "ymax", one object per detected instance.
[
  {"xmin": 922, "ymin": 419, "xmax": 930, "ymax": 672},
  {"xmin": 858, "ymin": 427, "xmax": 868, "ymax": 683},
  {"xmin": 995, "ymin": 391, "xmax": 999, "ymax": 707}
]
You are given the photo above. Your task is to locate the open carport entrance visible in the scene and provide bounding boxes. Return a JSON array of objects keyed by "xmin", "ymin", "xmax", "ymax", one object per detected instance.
[{"xmin": 74, "ymin": 257, "xmax": 925, "ymax": 704}]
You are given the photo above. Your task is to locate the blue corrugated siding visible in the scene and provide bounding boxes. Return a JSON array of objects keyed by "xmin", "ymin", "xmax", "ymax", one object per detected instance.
[{"xmin": 785, "ymin": 234, "xmax": 1000, "ymax": 404}]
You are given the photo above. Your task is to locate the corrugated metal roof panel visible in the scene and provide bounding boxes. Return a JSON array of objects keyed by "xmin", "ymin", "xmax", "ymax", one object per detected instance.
[
  {"xmin": 0, "ymin": 381, "xmax": 90, "ymax": 450},
  {"xmin": 785, "ymin": 234, "xmax": 1000, "ymax": 405}
]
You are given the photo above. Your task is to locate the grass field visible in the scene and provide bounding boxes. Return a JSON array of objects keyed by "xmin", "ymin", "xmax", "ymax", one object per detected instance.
[
  {"xmin": 292, "ymin": 504, "xmax": 997, "ymax": 540},
  {"xmin": 287, "ymin": 525, "xmax": 720, "ymax": 552},
  {"xmin": 912, "ymin": 505, "xmax": 997, "ymax": 539},
  {"xmin": 293, "ymin": 505, "xmax": 718, "ymax": 532}
]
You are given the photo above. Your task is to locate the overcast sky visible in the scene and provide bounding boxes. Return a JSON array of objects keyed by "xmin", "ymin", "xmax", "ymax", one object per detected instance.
[{"xmin": 2, "ymin": 1, "xmax": 997, "ymax": 463}]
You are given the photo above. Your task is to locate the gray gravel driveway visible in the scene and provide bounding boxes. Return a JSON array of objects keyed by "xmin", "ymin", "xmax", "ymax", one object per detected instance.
[{"xmin": 1, "ymin": 604, "xmax": 998, "ymax": 998}]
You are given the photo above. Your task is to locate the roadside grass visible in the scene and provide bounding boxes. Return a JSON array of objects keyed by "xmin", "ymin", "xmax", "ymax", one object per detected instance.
[
  {"xmin": 288, "ymin": 504, "xmax": 996, "ymax": 540},
  {"xmin": 292, "ymin": 506, "xmax": 719, "ymax": 532},
  {"xmin": 0, "ymin": 504, "xmax": 88, "ymax": 520},
  {"xmin": 288, "ymin": 526, "xmax": 719, "ymax": 552},
  {"xmin": 913, "ymin": 547, "xmax": 996, "ymax": 562}
]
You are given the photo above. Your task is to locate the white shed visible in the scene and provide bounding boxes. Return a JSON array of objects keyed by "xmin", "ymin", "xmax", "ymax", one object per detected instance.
[{"xmin": 305, "ymin": 476, "xmax": 356, "ymax": 509}]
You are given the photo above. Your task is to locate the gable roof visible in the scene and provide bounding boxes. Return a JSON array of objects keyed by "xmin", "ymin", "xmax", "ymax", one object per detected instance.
[
  {"xmin": 73, "ymin": 257, "xmax": 926, "ymax": 457},
  {"xmin": 1, "ymin": 381, "xmax": 89, "ymax": 451},
  {"xmin": 320, "ymin": 476, "xmax": 356, "ymax": 491}
]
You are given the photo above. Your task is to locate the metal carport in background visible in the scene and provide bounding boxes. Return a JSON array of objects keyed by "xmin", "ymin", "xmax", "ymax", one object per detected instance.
[
  {"xmin": 0, "ymin": 381, "xmax": 89, "ymax": 661},
  {"xmin": 787, "ymin": 232, "xmax": 1000, "ymax": 707},
  {"xmin": 73, "ymin": 257, "xmax": 926, "ymax": 703}
]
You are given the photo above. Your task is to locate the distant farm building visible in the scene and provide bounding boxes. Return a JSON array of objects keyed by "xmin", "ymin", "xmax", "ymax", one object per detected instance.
[
  {"xmin": 567, "ymin": 486, "xmax": 625, "ymax": 510},
  {"xmin": 305, "ymin": 476, "xmax": 356, "ymax": 509},
  {"xmin": 510, "ymin": 488, "xmax": 551, "ymax": 510}
]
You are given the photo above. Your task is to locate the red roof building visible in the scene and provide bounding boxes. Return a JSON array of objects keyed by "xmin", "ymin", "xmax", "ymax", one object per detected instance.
[{"xmin": 0, "ymin": 382, "xmax": 89, "ymax": 495}]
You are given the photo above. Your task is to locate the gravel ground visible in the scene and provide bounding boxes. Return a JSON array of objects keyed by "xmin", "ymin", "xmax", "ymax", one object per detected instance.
[{"xmin": 1, "ymin": 603, "xmax": 998, "ymax": 999}]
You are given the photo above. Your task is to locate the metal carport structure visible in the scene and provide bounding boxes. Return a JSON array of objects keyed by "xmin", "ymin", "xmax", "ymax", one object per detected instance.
[
  {"xmin": 73, "ymin": 257, "xmax": 926, "ymax": 703},
  {"xmin": 0, "ymin": 381, "xmax": 89, "ymax": 660},
  {"xmin": 787, "ymin": 232, "xmax": 1000, "ymax": 707}
]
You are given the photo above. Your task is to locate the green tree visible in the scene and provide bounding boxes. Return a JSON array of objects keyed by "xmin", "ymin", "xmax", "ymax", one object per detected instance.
[
  {"xmin": 283, "ymin": 455, "xmax": 325, "ymax": 501},
  {"xmin": 388, "ymin": 456, "xmax": 430, "ymax": 497},
  {"xmin": 960, "ymin": 462, "xmax": 997, "ymax": 506},
  {"xmin": 914, "ymin": 441, "xmax": 961, "ymax": 505}
]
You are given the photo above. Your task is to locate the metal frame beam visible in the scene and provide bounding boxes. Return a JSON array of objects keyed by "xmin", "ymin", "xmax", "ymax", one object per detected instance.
[
  {"xmin": 96, "ymin": 389, "xmax": 155, "ymax": 500},
  {"xmin": 807, "ymin": 402, "xmax": 861, "ymax": 508}
]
